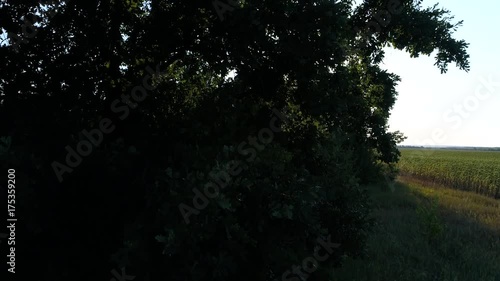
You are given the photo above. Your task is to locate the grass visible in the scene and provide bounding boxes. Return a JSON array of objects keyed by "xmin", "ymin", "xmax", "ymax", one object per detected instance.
[{"xmin": 329, "ymin": 176, "xmax": 500, "ymax": 281}]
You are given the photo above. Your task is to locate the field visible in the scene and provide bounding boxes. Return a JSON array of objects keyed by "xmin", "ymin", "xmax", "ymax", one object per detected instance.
[
  {"xmin": 397, "ymin": 149, "xmax": 500, "ymax": 198},
  {"xmin": 329, "ymin": 148, "xmax": 500, "ymax": 281}
]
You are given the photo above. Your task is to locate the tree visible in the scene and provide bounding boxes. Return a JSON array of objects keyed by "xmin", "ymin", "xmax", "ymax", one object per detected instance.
[{"xmin": 0, "ymin": 0, "xmax": 469, "ymax": 280}]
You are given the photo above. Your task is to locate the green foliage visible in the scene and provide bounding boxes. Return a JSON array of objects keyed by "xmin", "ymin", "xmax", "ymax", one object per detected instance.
[{"xmin": 416, "ymin": 196, "xmax": 445, "ymax": 241}]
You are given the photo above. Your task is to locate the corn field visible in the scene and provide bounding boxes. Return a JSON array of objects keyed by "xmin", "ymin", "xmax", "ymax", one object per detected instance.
[{"xmin": 398, "ymin": 149, "xmax": 500, "ymax": 198}]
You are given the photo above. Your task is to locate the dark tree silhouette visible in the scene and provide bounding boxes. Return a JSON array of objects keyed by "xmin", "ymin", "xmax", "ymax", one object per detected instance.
[{"xmin": 0, "ymin": 0, "xmax": 469, "ymax": 280}]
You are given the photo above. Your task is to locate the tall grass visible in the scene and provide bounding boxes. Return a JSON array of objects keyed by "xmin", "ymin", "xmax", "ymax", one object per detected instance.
[{"xmin": 330, "ymin": 178, "xmax": 500, "ymax": 281}]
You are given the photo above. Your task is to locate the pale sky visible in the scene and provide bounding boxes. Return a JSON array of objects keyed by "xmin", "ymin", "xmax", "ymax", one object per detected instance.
[{"xmin": 383, "ymin": 0, "xmax": 500, "ymax": 147}]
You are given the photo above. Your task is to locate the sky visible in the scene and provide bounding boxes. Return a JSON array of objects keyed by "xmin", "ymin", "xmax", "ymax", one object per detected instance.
[{"xmin": 382, "ymin": 0, "xmax": 500, "ymax": 147}]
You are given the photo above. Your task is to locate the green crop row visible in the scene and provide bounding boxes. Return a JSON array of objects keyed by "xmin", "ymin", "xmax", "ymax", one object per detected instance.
[{"xmin": 397, "ymin": 149, "xmax": 500, "ymax": 198}]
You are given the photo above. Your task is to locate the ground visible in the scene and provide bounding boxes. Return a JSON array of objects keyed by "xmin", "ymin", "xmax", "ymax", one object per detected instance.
[{"xmin": 330, "ymin": 176, "xmax": 500, "ymax": 281}]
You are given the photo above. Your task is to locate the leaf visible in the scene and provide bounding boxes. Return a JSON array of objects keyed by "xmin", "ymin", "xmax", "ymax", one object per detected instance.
[
  {"xmin": 155, "ymin": 235, "xmax": 167, "ymax": 243},
  {"xmin": 0, "ymin": 136, "xmax": 12, "ymax": 155},
  {"xmin": 216, "ymin": 196, "xmax": 232, "ymax": 210},
  {"xmin": 128, "ymin": 145, "xmax": 137, "ymax": 154}
]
